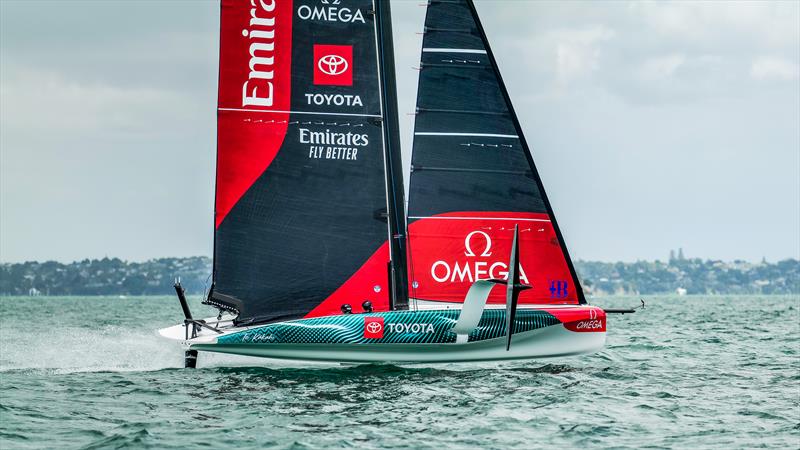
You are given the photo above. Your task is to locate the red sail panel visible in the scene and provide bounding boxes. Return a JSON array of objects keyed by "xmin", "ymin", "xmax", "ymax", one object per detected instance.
[
  {"xmin": 215, "ymin": 0, "xmax": 293, "ymax": 228},
  {"xmin": 408, "ymin": 212, "xmax": 579, "ymax": 305},
  {"xmin": 304, "ymin": 242, "xmax": 390, "ymax": 318}
]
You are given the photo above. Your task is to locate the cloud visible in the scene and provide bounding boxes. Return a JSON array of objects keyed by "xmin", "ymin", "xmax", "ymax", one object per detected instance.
[
  {"xmin": 630, "ymin": 1, "xmax": 799, "ymax": 49},
  {"xmin": 636, "ymin": 54, "xmax": 686, "ymax": 80},
  {"xmin": 553, "ymin": 26, "xmax": 616, "ymax": 88},
  {"xmin": 750, "ymin": 57, "xmax": 800, "ymax": 81},
  {"xmin": 0, "ymin": 65, "xmax": 194, "ymax": 140}
]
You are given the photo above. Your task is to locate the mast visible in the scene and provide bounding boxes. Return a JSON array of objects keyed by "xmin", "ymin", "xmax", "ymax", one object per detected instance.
[{"xmin": 375, "ymin": 0, "xmax": 409, "ymax": 310}]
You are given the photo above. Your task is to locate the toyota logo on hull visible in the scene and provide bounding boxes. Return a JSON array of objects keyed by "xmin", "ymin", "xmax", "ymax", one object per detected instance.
[
  {"xmin": 366, "ymin": 321, "xmax": 382, "ymax": 334},
  {"xmin": 313, "ymin": 44, "xmax": 353, "ymax": 86},
  {"xmin": 318, "ymin": 54, "xmax": 348, "ymax": 76},
  {"xmin": 364, "ymin": 317, "xmax": 384, "ymax": 339}
]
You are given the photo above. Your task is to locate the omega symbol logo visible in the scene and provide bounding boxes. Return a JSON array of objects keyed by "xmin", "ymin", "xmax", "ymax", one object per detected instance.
[
  {"xmin": 366, "ymin": 321, "xmax": 382, "ymax": 334},
  {"xmin": 589, "ymin": 309, "xmax": 598, "ymax": 320},
  {"xmin": 464, "ymin": 231, "xmax": 492, "ymax": 257},
  {"xmin": 318, "ymin": 54, "xmax": 349, "ymax": 76}
]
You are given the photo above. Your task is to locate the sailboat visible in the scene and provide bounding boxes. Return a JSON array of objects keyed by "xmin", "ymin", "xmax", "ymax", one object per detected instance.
[{"xmin": 159, "ymin": 0, "xmax": 630, "ymax": 367}]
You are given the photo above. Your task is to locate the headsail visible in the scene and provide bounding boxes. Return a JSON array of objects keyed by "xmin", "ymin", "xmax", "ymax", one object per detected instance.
[
  {"xmin": 209, "ymin": 0, "xmax": 404, "ymax": 325},
  {"xmin": 407, "ymin": 0, "xmax": 585, "ymax": 305}
]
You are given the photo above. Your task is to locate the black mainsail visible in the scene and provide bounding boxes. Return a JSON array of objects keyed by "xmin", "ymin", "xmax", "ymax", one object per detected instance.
[
  {"xmin": 208, "ymin": 0, "xmax": 407, "ymax": 325},
  {"xmin": 406, "ymin": 0, "xmax": 586, "ymax": 305}
]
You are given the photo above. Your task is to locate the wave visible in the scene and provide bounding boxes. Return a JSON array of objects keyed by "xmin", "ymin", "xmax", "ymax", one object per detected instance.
[{"xmin": 0, "ymin": 324, "xmax": 276, "ymax": 374}]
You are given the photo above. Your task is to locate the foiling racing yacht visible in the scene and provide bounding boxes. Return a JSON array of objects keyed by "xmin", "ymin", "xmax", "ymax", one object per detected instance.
[{"xmin": 159, "ymin": 0, "xmax": 635, "ymax": 367}]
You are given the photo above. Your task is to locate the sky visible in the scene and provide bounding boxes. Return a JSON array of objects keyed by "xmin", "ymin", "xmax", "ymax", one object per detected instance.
[{"xmin": 1, "ymin": 0, "xmax": 798, "ymax": 264}]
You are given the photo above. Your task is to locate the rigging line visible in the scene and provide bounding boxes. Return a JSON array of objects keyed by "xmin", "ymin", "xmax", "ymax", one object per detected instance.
[{"xmin": 406, "ymin": 222, "xmax": 419, "ymax": 312}]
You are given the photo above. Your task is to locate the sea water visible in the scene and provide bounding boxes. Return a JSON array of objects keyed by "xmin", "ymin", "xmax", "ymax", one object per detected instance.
[{"xmin": 0, "ymin": 295, "xmax": 797, "ymax": 449}]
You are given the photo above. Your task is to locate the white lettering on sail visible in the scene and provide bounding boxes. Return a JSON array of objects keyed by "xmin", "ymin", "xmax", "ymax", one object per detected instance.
[
  {"xmin": 299, "ymin": 128, "xmax": 368, "ymax": 161},
  {"xmin": 304, "ymin": 93, "xmax": 363, "ymax": 107},
  {"xmin": 296, "ymin": 4, "xmax": 366, "ymax": 23},
  {"xmin": 242, "ymin": 0, "xmax": 278, "ymax": 107},
  {"xmin": 430, "ymin": 231, "xmax": 529, "ymax": 284}
]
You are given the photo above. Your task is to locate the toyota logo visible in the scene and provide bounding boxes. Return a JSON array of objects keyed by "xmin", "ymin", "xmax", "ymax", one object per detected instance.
[
  {"xmin": 366, "ymin": 321, "xmax": 382, "ymax": 334},
  {"xmin": 318, "ymin": 54, "xmax": 349, "ymax": 76}
]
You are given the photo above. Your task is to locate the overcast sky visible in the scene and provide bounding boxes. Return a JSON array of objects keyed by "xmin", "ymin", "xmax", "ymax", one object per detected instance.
[{"xmin": 1, "ymin": 0, "xmax": 798, "ymax": 263}]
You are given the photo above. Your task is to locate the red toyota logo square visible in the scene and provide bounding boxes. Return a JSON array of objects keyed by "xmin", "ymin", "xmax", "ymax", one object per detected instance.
[
  {"xmin": 364, "ymin": 316, "xmax": 384, "ymax": 339},
  {"xmin": 313, "ymin": 44, "xmax": 353, "ymax": 86}
]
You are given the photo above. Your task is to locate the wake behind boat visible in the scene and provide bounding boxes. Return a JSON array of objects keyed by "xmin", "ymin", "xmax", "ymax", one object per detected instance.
[{"xmin": 160, "ymin": 0, "xmax": 631, "ymax": 367}]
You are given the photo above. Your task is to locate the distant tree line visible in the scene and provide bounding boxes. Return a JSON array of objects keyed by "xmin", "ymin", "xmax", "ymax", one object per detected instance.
[
  {"xmin": 578, "ymin": 258, "xmax": 798, "ymax": 295},
  {"xmin": 0, "ymin": 257, "xmax": 211, "ymax": 296},
  {"xmin": 0, "ymin": 256, "xmax": 797, "ymax": 296}
]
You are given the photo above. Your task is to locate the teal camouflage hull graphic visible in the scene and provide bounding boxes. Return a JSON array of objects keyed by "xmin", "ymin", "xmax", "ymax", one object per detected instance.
[{"xmin": 217, "ymin": 310, "xmax": 561, "ymax": 345}]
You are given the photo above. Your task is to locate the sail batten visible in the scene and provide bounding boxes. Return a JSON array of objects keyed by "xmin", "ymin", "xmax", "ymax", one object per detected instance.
[
  {"xmin": 407, "ymin": 0, "xmax": 585, "ymax": 306},
  {"xmin": 422, "ymin": 48, "xmax": 487, "ymax": 54},
  {"xmin": 414, "ymin": 132, "xmax": 518, "ymax": 138}
]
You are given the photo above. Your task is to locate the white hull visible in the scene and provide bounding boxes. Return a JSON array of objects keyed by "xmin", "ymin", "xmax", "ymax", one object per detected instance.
[
  {"xmin": 159, "ymin": 305, "xmax": 607, "ymax": 364},
  {"xmin": 189, "ymin": 325, "xmax": 604, "ymax": 363}
]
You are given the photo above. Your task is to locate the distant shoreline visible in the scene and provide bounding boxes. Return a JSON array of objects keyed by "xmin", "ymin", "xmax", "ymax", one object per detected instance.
[{"xmin": 1, "ymin": 256, "xmax": 797, "ymax": 297}]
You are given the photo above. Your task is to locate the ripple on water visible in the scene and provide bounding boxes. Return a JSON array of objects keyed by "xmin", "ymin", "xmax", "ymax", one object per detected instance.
[{"xmin": 0, "ymin": 295, "xmax": 798, "ymax": 449}]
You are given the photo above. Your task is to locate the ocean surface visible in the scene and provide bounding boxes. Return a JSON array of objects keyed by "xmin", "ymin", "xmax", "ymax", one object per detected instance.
[{"xmin": 0, "ymin": 295, "xmax": 797, "ymax": 449}]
